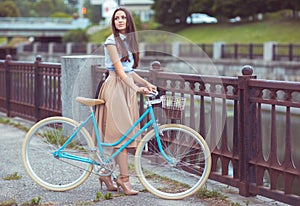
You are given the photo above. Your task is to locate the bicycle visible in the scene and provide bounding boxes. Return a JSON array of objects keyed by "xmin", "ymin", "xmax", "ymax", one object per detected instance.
[{"xmin": 22, "ymin": 91, "xmax": 211, "ymax": 200}]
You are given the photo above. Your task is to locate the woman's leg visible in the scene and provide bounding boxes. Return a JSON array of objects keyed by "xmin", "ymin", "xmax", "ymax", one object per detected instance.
[
  {"xmin": 115, "ymin": 148, "xmax": 138, "ymax": 195},
  {"xmin": 116, "ymin": 148, "xmax": 130, "ymax": 177}
]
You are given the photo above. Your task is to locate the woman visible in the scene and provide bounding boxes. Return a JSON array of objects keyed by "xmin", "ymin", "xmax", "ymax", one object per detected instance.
[{"xmin": 95, "ymin": 7, "xmax": 156, "ymax": 195}]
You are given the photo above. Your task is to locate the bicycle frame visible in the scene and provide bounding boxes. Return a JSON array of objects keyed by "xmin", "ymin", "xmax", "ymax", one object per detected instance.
[{"xmin": 53, "ymin": 98, "xmax": 173, "ymax": 166}]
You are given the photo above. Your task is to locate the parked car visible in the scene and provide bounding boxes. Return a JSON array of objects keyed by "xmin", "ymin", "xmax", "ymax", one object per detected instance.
[
  {"xmin": 186, "ymin": 13, "xmax": 217, "ymax": 24},
  {"xmin": 229, "ymin": 16, "xmax": 241, "ymax": 23}
]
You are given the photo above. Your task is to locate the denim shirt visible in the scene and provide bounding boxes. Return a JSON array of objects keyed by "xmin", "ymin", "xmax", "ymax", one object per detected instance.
[{"xmin": 104, "ymin": 33, "xmax": 134, "ymax": 73}]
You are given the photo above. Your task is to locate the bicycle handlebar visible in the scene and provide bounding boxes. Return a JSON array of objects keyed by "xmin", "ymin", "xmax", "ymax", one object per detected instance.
[{"xmin": 145, "ymin": 90, "xmax": 159, "ymax": 98}]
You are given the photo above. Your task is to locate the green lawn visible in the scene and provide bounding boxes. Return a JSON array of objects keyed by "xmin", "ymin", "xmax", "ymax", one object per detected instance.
[
  {"xmin": 176, "ymin": 19, "xmax": 300, "ymax": 44},
  {"xmin": 0, "ymin": 37, "xmax": 6, "ymax": 44},
  {"xmin": 90, "ymin": 18, "xmax": 300, "ymax": 45}
]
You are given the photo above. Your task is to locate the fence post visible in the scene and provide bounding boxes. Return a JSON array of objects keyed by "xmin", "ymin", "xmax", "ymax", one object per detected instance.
[
  {"xmin": 234, "ymin": 43, "xmax": 238, "ymax": 59},
  {"xmin": 5, "ymin": 54, "xmax": 12, "ymax": 117},
  {"xmin": 34, "ymin": 55, "xmax": 42, "ymax": 121},
  {"xmin": 289, "ymin": 43, "xmax": 293, "ymax": 61},
  {"xmin": 238, "ymin": 65, "xmax": 257, "ymax": 197},
  {"xmin": 263, "ymin": 41, "xmax": 276, "ymax": 61},
  {"xmin": 150, "ymin": 61, "xmax": 164, "ymax": 95},
  {"xmin": 249, "ymin": 44, "xmax": 253, "ymax": 59},
  {"xmin": 150, "ymin": 61, "xmax": 165, "ymax": 122},
  {"xmin": 213, "ymin": 42, "xmax": 225, "ymax": 60}
]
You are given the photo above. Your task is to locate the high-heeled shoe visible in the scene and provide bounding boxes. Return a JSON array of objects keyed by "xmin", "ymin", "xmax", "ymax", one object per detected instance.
[
  {"xmin": 116, "ymin": 176, "xmax": 138, "ymax": 195},
  {"xmin": 98, "ymin": 175, "xmax": 118, "ymax": 191}
]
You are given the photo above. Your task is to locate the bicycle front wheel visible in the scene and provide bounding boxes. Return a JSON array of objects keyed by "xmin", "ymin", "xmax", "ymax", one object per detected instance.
[
  {"xmin": 135, "ymin": 124, "xmax": 211, "ymax": 200},
  {"xmin": 22, "ymin": 116, "xmax": 94, "ymax": 191}
]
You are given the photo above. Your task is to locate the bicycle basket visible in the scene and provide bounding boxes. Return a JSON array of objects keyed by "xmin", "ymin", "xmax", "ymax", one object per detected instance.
[{"xmin": 161, "ymin": 95, "xmax": 186, "ymax": 119}]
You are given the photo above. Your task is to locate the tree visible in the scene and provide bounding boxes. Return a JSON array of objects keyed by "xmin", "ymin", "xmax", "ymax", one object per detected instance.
[
  {"xmin": 152, "ymin": 0, "xmax": 190, "ymax": 26},
  {"xmin": 188, "ymin": 0, "xmax": 215, "ymax": 16},
  {"xmin": 152, "ymin": 0, "xmax": 299, "ymax": 25},
  {"xmin": 84, "ymin": 0, "xmax": 102, "ymax": 24},
  {"xmin": 34, "ymin": 0, "xmax": 54, "ymax": 17},
  {"xmin": 264, "ymin": 0, "xmax": 283, "ymax": 12},
  {"xmin": 233, "ymin": 0, "xmax": 266, "ymax": 19},
  {"xmin": 283, "ymin": 0, "xmax": 300, "ymax": 18},
  {"xmin": 211, "ymin": 0, "xmax": 241, "ymax": 19},
  {"xmin": 0, "ymin": 0, "xmax": 20, "ymax": 17},
  {"xmin": 62, "ymin": 29, "xmax": 89, "ymax": 43}
]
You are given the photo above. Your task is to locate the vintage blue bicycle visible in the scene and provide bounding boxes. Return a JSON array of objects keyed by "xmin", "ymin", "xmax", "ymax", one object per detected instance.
[{"xmin": 22, "ymin": 91, "xmax": 211, "ymax": 199}]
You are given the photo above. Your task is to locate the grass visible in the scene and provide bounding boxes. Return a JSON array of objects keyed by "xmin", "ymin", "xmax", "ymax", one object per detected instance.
[
  {"xmin": 90, "ymin": 10, "xmax": 300, "ymax": 45},
  {"xmin": 177, "ymin": 19, "xmax": 300, "ymax": 44},
  {"xmin": 0, "ymin": 118, "xmax": 29, "ymax": 132},
  {"xmin": 2, "ymin": 172, "xmax": 22, "ymax": 181}
]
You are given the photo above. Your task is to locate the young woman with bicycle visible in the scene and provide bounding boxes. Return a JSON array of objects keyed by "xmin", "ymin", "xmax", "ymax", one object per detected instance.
[
  {"xmin": 94, "ymin": 7, "xmax": 157, "ymax": 195},
  {"xmin": 22, "ymin": 7, "xmax": 211, "ymax": 201}
]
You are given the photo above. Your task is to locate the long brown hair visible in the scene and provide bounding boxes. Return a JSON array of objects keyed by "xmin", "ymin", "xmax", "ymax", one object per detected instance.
[{"xmin": 111, "ymin": 7, "xmax": 139, "ymax": 68}]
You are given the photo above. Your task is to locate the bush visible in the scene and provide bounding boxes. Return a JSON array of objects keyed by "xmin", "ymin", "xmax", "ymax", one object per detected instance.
[
  {"xmin": 62, "ymin": 29, "xmax": 89, "ymax": 43},
  {"xmin": 51, "ymin": 12, "xmax": 72, "ymax": 18}
]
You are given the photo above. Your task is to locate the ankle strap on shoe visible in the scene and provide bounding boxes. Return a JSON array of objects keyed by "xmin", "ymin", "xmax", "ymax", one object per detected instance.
[{"xmin": 119, "ymin": 175, "xmax": 130, "ymax": 182}]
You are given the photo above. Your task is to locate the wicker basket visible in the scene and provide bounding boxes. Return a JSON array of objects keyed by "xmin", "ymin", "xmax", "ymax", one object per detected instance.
[{"xmin": 161, "ymin": 95, "xmax": 186, "ymax": 119}]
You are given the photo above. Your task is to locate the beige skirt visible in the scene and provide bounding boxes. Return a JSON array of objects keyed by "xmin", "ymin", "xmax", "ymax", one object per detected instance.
[{"xmin": 95, "ymin": 71, "xmax": 140, "ymax": 148}]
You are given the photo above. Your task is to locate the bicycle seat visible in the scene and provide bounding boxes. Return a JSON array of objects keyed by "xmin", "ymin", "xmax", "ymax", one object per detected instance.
[{"xmin": 76, "ymin": 97, "xmax": 105, "ymax": 106}]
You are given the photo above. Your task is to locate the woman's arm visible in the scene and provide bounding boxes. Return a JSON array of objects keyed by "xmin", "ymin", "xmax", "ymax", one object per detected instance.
[
  {"xmin": 132, "ymin": 72, "xmax": 157, "ymax": 91},
  {"xmin": 106, "ymin": 44, "xmax": 150, "ymax": 93},
  {"xmin": 106, "ymin": 44, "xmax": 127, "ymax": 80}
]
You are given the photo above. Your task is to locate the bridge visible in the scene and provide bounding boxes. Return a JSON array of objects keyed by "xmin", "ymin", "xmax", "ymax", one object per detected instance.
[{"xmin": 0, "ymin": 17, "xmax": 90, "ymax": 42}]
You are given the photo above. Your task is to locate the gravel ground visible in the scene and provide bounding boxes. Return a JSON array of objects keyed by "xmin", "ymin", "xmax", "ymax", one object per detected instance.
[{"xmin": 0, "ymin": 115, "xmax": 290, "ymax": 206}]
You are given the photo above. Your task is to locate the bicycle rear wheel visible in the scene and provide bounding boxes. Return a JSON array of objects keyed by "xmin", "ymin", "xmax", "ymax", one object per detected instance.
[
  {"xmin": 135, "ymin": 124, "xmax": 211, "ymax": 199},
  {"xmin": 22, "ymin": 116, "xmax": 94, "ymax": 191}
]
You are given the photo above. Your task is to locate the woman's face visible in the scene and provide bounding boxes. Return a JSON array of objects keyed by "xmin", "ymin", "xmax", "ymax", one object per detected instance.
[{"xmin": 114, "ymin": 10, "xmax": 127, "ymax": 34}]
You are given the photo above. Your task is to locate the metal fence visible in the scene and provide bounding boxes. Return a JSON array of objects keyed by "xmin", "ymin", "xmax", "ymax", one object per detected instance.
[
  {"xmin": 0, "ymin": 55, "xmax": 61, "ymax": 122},
  {"xmin": 92, "ymin": 65, "xmax": 300, "ymax": 205},
  {"xmin": 0, "ymin": 56, "xmax": 299, "ymax": 205},
  {"xmin": 14, "ymin": 42, "xmax": 300, "ymax": 62}
]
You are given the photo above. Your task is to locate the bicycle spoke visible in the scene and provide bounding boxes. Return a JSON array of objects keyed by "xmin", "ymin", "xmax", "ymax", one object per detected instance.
[
  {"xmin": 135, "ymin": 124, "xmax": 211, "ymax": 199},
  {"xmin": 22, "ymin": 117, "xmax": 94, "ymax": 191}
]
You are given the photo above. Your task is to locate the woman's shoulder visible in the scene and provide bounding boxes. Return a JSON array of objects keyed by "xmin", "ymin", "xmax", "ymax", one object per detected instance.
[{"xmin": 105, "ymin": 34, "xmax": 115, "ymax": 45}]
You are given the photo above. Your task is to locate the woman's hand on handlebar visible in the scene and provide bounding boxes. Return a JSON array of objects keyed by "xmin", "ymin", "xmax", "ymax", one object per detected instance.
[
  {"xmin": 147, "ymin": 84, "xmax": 157, "ymax": 92},
  {"xmin": 139, "ymin": 84, "xmax": 157, "ymax": 95},
  {"xmin": 138, "ymin": 87, "xmax": 151, "ymax": 94},
  {"xmin": 138, "ymin": 87, "xmax": 158, "ymax": 96}
]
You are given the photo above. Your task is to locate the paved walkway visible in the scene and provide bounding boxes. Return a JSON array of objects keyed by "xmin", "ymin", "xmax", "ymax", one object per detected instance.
[{"xmin": 0, "ymin": 114, "xmax": 290, "ymax": 206}]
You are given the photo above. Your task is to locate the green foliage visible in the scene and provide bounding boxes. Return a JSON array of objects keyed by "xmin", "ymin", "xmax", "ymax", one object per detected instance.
[
  {"xmin": 94, "ymin": 192, "xmax": 113, "ymax": 202},
  {"xmin": 0, "ymin": 0, "xmax": 20, "ymax": 17},
  {"xmin": 89, "ymin": 27, "xmax": 111, "ymax": 44},
  {"xmin": 83, "ymin": 1, "xmax": 102, "ymax": 24},
  {"xmin": 189, "ymin": 0, "xmax": 214, "ymax": 15},
  {"xmin": 51, "ymin": 12, "xmax": 72, "ymax": 18},
  {"xmin": 153, "ymin": 0, "xmax": 300, "ymax": 26},
  {"xmin": 152, "ymin": 0, "xmax": 190, "ymax": 26},
  {"xmin": 177, "ymin": 18, "xmax": 300, "ymax": 44},
  {"xmin": 198, "ymin": 187, "xmax": 227, "ymax": 200},
  {"xmin": 2, "ymin": 172, "xmax": 22, "ymax": 180},
  {"xmin": 0, "ymin": 117, "xmax": 29, "ymax": 132},
  {"xmin": 62, "ymin": 29, "xmax": 90, "ymax": 43},
  {"xmin": 132, "ymin": 13, "xmax": 142, "ymax": 30},
  {"xmin": 13, "ymin": 0, "xmax": 76, "ymax": 17},
  {"xmin": 22, "ymin": 197, "xmax": 41, "ymax": 206}
]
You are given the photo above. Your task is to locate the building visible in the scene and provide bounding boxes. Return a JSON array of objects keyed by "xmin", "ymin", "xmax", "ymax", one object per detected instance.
[
  {"xmin": 92, "ymin": 0, "xmax": 154, "ymax": 22},
  {"xmin": 119, "ymin": 0, "xmax": 154, "ymax": 22}
]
